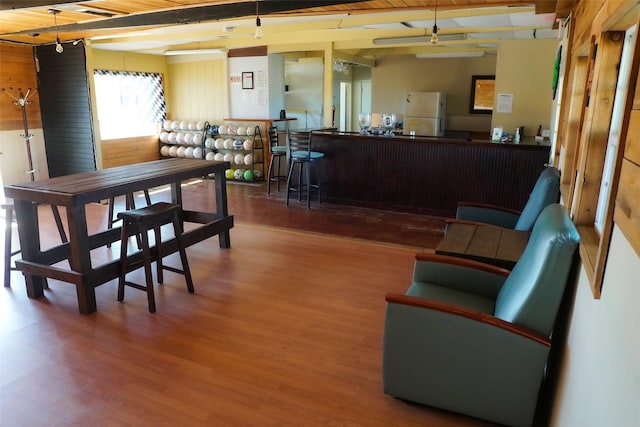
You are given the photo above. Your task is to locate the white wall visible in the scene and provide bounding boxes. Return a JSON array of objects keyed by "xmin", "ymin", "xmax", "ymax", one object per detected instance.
[
  {"xmin": 550, "ymin": 225, "xmax": 640, "ymax": 426},
  {"xmin": 0, "ymin": 129, "xmax": 49, "ymax": 188}
]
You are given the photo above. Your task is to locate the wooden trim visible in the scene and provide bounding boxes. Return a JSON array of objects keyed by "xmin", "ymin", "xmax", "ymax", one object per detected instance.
[
  {"xmin": 384, "ymin": 293, "xmax": 551, "ymax": 347},
  {"xmin": 414, "ymin": 252, "xmax": 511, "ymax": 277},
  {"xmin": 456, "ymin": 201, "xmax": 522, "ymax": 216},
  {"xmin": 228, "ymin": 46, "xmax": 267, "ymax": 57}
]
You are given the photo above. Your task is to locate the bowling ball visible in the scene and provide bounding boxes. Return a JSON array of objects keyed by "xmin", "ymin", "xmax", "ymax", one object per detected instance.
[
  {"xmin": 225, "ymin": 169, "xmax": 234, "ymax": 179},
  {"xmin": 243, "ymin": 169, "xmax": 254, "ymax": 181}
]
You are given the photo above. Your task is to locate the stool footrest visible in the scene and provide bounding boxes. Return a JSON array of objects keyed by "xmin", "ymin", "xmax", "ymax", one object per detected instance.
[
  {"xmin": 122, "ymin": 281, "xmax": 149, "ymax": 293},
  {"xmin": 163, "ymin": 265, "xmax": 186, "ymax": 276}
]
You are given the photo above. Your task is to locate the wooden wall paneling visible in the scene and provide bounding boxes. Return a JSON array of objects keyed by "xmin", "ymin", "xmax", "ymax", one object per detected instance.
[
  {"xmin": 624, "ymin": 111, "xmax": 640, "ymax": 164},
  {"xmin": 625, "ymin": 90, "xmax": 640, "ymax": 164},
  {"xmin": 571, "ymin": 1, "xmax": 607, "ymax": 53},
  {"xmin": 101, "ymin": 135, "xmax": 160, "ymax": 169},
  {"xmin": 0, "ymin": 43, "xmax": 41, "ymax": 131},
  {"xmin": 615, "ymin": 159, "xmax": 640, "ymax": 258}
]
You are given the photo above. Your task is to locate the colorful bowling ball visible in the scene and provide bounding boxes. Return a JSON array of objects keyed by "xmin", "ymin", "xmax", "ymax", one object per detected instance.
[
  {"xmin": 234, "ymin": 169, "xmax": 244, "ymax": 180},
  {"xmin": 233, "ymin": 139, "xmax": 243, "ymax": 150},
  {"xmin": 209, "ymin": 125, "xmax": 219, "ymax": 135},
  {"xmin": 225, "ymin": 169, "xmax": 234, "ymax": 179},
  {"xmin": 243, "ymin": 169, "xmax": 254, "ymax": 181}
]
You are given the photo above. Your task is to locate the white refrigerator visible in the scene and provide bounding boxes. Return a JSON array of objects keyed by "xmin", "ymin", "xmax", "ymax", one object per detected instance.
[{"xmin": 403, "ymin": 91, "xmax": 446, "ymax": 136}]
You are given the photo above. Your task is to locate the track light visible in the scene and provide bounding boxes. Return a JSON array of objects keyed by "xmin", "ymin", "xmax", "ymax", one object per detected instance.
[
  {"xmin": 255, "ymin": 1, "xmax": 263, "ymax": 39},
  {"xmin": 48, "ymin": 9, "xmax": 63, "ymax": 54}
]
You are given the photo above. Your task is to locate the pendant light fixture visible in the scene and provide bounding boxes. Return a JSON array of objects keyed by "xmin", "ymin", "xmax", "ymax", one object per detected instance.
[
  {"xmin": 48, "ymin": 9, "xmax": 63, "ymax": 53},
  {"xmin": 30, "ymin": 33, "xmax": 40, "ymax": 72},
  {"xmin": 431, "ymin": 0, "xmax": 438, "ymax": 44},
  {"xmin": 255, "ymin": 1, "xmax": 263, "ymax": 39}
]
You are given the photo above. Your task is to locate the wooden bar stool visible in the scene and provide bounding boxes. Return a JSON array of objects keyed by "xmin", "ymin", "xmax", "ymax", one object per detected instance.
[
  {"xmin": 117, "ymin": 202, "xmax": 194, "ymax": 313},
  {"xmin": 267, "ymin": 126, "xmax": 287, "ymax": 194},
  {"xmin": 107, "ymin": 189, "xmax": 151, "ymax": 248}
]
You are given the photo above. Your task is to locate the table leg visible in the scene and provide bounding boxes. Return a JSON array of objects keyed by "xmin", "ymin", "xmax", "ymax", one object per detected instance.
[
  {"xmin": 65, "ymin": 203, "xmax": 97, "ymax": 314},
  {"xmin": 13, "ymin": 200, "xmax": 46, "ymax": 297},
  {"xmin": 215, "ymin": 170, "xmax": 231, "ymax": 249}
]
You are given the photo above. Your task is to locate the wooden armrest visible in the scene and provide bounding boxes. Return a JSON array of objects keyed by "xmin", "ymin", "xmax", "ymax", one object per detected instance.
[
  {"xmin": 414, "ymin": 252, "xmax": 510, "ymax": 277},
  {"xmin": 456, "ymin": 201, "xmax": 522, "ymax": 216},
  {"xmin": 444, "ymin": 218, "xmax": 506, "ymax": 227},
  {"xmin": 384, "ymin": 293, "xmax": 550, "ymax": 347}
]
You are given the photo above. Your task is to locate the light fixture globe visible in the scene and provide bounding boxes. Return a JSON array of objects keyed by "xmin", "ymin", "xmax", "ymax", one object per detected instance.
[
  {"xmin": 431, "ymin": 25, "xmax": 438, "ymax": 44},
  {"xmin": 55, "ymin": 38, "xmax": 64, "ymax": 53},
  {"xmin": 255, "ymin": 16, "xmax": 263, "ymax": 39}
]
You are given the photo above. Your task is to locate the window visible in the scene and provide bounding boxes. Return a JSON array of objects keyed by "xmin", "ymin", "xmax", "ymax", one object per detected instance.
[
  {"xmin": 93, "ymin": 70, "xmax": 166, "ymax": 139},
  {"xmin": 595, "ymin": 26, "xmax": 636, "ymax": 234},
  {"xmin": 569, "ymin": 30, "xmax": 626, "ymax": 298}
]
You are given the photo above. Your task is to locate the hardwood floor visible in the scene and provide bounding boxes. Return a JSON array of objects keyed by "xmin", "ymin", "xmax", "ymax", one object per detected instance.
[{"xmin": 1, "ymin": 180, "xmax": 500, "ymax": 426}]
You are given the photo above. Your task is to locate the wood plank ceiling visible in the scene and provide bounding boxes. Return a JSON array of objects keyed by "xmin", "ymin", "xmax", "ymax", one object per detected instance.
[{"xmin": 0, "ymin": 0, "xmax": 576, "ymax": 58}]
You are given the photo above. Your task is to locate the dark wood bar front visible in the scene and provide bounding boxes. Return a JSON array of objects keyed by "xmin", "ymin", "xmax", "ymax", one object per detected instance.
[{"xmin": 311, "ymin": 132, "xmax": 551, "ymax": 217}]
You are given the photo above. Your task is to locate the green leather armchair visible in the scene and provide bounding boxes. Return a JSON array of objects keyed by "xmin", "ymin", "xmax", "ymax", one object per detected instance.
[
  {"xmin": 455, "ymin": 166, "xmax": 561, "ymax": 231},
  {"xmin": 382, "ymin": 203, "xmax": 579, "ymax": 427}
]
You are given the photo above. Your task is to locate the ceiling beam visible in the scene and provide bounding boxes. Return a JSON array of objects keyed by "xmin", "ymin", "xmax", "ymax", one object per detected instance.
[
  {"xmin": 0, "ymin": 0, "xmax": 78, "ymax": 11},
  {"xmin": 10, "ymin": 0, "xmax": 368, "ymax": 35}
]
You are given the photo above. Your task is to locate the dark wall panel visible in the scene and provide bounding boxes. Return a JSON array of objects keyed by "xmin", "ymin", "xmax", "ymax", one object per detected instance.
[
  {"xmin": 36, "ymin": 42, "xmax": 96, "ymax": 177},
  {"xmin": 312, "ymin": 132, "xmax": 551, "ymax": 217}
]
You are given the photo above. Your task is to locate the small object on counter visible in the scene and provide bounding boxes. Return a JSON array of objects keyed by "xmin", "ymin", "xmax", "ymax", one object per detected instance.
[{"xmin": 514, "ymin": 127, "xmax": 521, "ymax": 144}]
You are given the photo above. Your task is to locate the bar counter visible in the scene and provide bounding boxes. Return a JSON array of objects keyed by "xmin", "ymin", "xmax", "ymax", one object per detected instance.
[{"xmin": 310, "ymin": 131, "xmax": 550, "ymax": 217}]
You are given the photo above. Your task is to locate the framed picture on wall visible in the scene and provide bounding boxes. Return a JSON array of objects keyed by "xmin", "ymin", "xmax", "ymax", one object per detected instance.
[{"xmin": 242, "ymin": 72, "xmax": 254, "ymax": 89}]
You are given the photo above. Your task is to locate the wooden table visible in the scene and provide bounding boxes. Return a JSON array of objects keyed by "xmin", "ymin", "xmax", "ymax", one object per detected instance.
[
  {"xmin": 4, "ymin": 158, "xmax": 234, "ymax": 314},
  {"xmin": 435, "ymin": 222, "xmax": 529, "ymax": 269}
]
